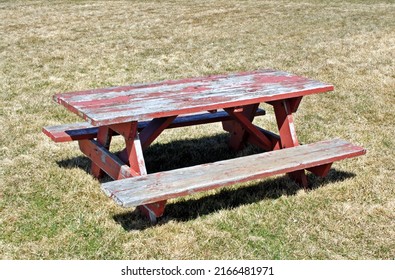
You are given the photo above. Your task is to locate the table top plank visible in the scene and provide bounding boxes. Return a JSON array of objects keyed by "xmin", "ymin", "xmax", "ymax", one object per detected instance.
[{"xmin": 54, "ymin": 69, "xmax": 333, "ymax": 126}]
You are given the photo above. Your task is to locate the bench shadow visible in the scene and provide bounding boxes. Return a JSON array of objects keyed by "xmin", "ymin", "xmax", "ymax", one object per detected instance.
[
  {"xmin": 57, "ymin": 155, "xmax": 91, "ymax": 173},
  {"xmin": 55, "ymin": 133, "xmax": 357, "ymax": 231}
]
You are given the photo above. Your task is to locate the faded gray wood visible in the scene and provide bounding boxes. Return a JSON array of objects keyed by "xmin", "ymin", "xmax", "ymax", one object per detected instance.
[
  {"xmin": 101, "ymin": 139, "xmax": 366, "ymax": 207},
  {"xmin": 54, "ymin": 69, "xmax": 333, "ymax": 126}
]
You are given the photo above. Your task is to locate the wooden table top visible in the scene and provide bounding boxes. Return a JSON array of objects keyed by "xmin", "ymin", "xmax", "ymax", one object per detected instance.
[{"xmin": 54, "ymin": 69, "xmax": 333, "ymax": 126}]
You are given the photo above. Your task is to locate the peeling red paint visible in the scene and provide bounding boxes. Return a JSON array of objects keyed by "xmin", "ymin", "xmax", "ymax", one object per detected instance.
[{"xmin": 54, "ymin": 69, "xmax": 334, "ymax": 126}]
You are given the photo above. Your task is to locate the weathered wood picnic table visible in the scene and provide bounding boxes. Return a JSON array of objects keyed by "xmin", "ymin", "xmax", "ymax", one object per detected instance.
[{"xmin": 43, "ymin": 69, "xmax": 366, "ymax": 222}]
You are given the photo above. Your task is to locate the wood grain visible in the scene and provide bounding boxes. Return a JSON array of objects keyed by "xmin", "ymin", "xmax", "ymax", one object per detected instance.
[
  {"xmin": 54, "ymin": 69, "xmax": 333, "ymax": 126},
  {"xmin": 102, "ymin": 139, "xmax": 366, "ymax": 207}
]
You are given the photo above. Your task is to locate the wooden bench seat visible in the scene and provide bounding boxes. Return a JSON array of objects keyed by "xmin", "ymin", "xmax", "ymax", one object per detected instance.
[
  {"xmin": 101, "ymin": 138, "xmax": 366, "ymax": 209},
  {"xmin": 43, "ymin": 108, "xmax": 266, "ymax": 143}
]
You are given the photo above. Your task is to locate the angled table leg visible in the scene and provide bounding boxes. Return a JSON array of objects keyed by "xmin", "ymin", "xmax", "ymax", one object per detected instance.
[
  {"xmin": 108, "ymin": 122, "xmax": 147, "ymax": 176},
  {"xmin": 78, "ymin": 122, "xmax": 165, "ymax": 222},
  {"xmin": 78, "ymin": 122, "xmax": 145, "ymax": 180},
  {"xmin": 109, "ymin": 122, "xmax": 166, "ymax": 222},
  {"xmin": 118, "ymin": 116, "xmax": 177, "ymax": 164},
  {"xmin": 222, "ymin": 103, "xmax": 261, "ymax": 150},
  {"xmin": 113, "ymin": 118, "xmax": 179, "ymax": 222},
  {"xmin": 138, "ymin": 201, "xmax": 167, "ymax": 223},
  {"xmin": 139, "ymin": 116, "xmax": 177, "ymax": 221},
  {"xmin": 271, "ymin": 97, "xmax": 308, "ymax": 188},
  {"xmin": 139, "ymin": 116, "xmax": 177, "ymax": 149},
  {"xmin": 224, "ymin": 106, "xmax": 274, "ymax": 151}
]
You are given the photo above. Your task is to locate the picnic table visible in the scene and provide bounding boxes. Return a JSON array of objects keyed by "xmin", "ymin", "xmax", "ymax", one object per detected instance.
[{"xmin": 43, "ymin": 69, "xmax": 366, "ymax": 222}]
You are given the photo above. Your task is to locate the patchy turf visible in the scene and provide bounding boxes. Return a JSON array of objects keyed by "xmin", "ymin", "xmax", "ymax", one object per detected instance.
[{"xmin": 0, "ymin": 0, "xmax": 394, "ymax": 259}]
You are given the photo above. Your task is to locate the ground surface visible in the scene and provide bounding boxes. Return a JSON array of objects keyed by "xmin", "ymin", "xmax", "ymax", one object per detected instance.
[{"xmin": 0, "ymin": 0, "xmax": 394, "ymax": 259}]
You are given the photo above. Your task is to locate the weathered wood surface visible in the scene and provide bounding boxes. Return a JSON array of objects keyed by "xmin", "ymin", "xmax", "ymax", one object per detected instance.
[
  {"xmin": 43, "ymin": 109, "xmax": 266, "ymax": 142},
  {"xmin": 42, "ymin": 122, "xmax": 97, "ymax": 142},
  {"xmin": 54, "ymin": 69, "xmax": 333, "ymax": 126},
  {"xmin": 79, "ymin": 139, "xmax": 134, "ymax": 180},
  {"xmin": 101, "ymin": 139, "xmax": 366, "ymax": 208}
]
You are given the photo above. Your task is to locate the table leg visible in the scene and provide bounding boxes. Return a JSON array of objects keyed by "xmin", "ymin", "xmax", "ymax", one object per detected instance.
[
  {"xmin": 222, "ymin": 103, "xmax": 261, "ymax": 150},
  {"xmin": 118, "ymin": 116, "xmax": 177, "ymax": 163},
  {"xmin": 224, "ymin": 106, "xmax": 274, "ymax": 151},
  {"xmin": 109, "ymin": 122, "xmax": 147, "ymax": 176},
  {"xmin": 138, "ymin": 201, "xmax": 167, "ymax": 223},
  {"xmin": 91, "ymin": 126, "xmax": 113, "ymax": 178},
  {"xmin": 78, "ymin": 122, "xmax": 144, "ymax": 180},
  {"xmin": 79, "ymin": 139, "xmax": 135, "ymax": 180},
  {"xmin": 111, "ymin": 121, "xmax": 169, "ymax": 222},
  {"xmin": 308, "ymin": 163, "xmax": 333, "ymax": 177},
  {"xmin": 139, "ymin": 116, "xmax": 177, "ymax": 149},
  {"xmin": 271, "ymin": 97, "xmax": 308, "ymax": 187}
]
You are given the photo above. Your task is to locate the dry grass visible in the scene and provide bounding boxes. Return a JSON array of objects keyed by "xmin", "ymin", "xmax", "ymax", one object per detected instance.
[{"xmin": 0, "ymin": 0, "xmax": 394, "ymax": 259}]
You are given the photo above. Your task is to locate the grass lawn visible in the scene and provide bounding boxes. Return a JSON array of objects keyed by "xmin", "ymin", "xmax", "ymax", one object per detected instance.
[{"xmin": 0, "ymin": 0, "xmax": 394, "ymax": 259}]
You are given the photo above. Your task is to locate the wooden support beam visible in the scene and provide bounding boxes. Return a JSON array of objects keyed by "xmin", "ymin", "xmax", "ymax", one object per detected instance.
[
  {"xmin": 224, "ymin": 106, "xmax": 273, "ymax": 151},
  {"xmin": 103, "ymin": 122, "xmax": 147, "ymax": 177},
  {"xmin": 250, "ymin": 126, "xmax": 281, "ymax": 150},
  {"xmin": 307, "ymin": 163, "xmax": 333, "ymax": 177},
  {"xmin": 271, "ymin": 98, "xmax": 308, "ymax": 187},
  {"xmin": 79, "ymin": 139, "xmax": 135, "ymax": 180},
  {"xmin": 91, "ymin": 126, "xmax": 113, "ymax": 178},
  {"xmin": 138, "ymin": 201, "xmax": 167, "ymax": 223},
  {"xmin": 139, "ymin": 116, "xmax": 177, "ymax": 149},
  {"xmin": 288, "ymin": 96, "xmax": 303, "ymax": 113},
  {"xmin": 222, "ymin": 104, "xmax": 260, "ymax": 150}
]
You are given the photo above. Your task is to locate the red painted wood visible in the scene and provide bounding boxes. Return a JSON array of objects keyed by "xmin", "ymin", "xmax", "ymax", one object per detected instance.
[
  {"xmin": 250, "ymin": 126, "xmax": 281, "ymax": 150},
  {"xmin": 91, "ymin": 126, "xmax": 113, "ymax": 178},
  {"xmin": 109, "ymin": 122, "xmax": 147, "ymax": 176},
  {"xmin": 101, "ymin": 139, "xmax": 366, "ymax": 208},
  {"xmin": 140, "ymin": 116, "xmax": 177, "ymax": 149},
  {"xmin": 54, "ymin": 69, "xmax": 334, "ymax": 126},
  {"xmin": 127, "ymin": 135, "xmax": 147, "ymax": 176},
  {"xmin": 46, "ymin": 69, "xmax": 368, "ymax": 222},
  {"xmin": 222, "ymin": 114, "xmax": 246, "ymax": 151},
  {"xmin": 78, "ymin": 139, "xmax": 134, "ymax": 180},
  {"xmin": 225, "ymin": 105, "xmax": 273, "ymax": 151},
  {"xmin": 307, "ymin": 163, "xmax": 333, "ymax": 177},
  {"xmin": 289, "ymin": 96, "xmax": 303, "ymax": 113},
  {"xmin": 108, "ymin": 122, "xmax": 137, "ymax": 139},
  {"xmin": 272, "ymin": 99, "xmax": 300, "ymax": 148},
  {"xmin": 272, "ymin": 98, "xmax": 308, "ymax": 187},
  {"xmin": 138, "ymin": 201, "xmax": 167, "ymax": 222},
  {"xmin": 222, "ymin": 104, "xmax": 259, "ymax": 150},
  {"xmin": 288, "ymin": 170, "xmax": 308, "ymax": 188},
  {"xmin": 42, "ymin": 123, "xmax": 97, "ymax": 142}
]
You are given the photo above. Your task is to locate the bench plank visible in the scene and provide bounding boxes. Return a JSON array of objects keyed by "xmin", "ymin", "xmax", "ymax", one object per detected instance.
[
  {"xmin": 101, "ymin": 139, "xmax": 366, "ymax": 207},
  {"xmin": 42, "ymin": 122, "xmax": 97, "ymax": 142},
  {"xmin": 43, "ymin": 109, "xmax": 265, "ymax": 142}
]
